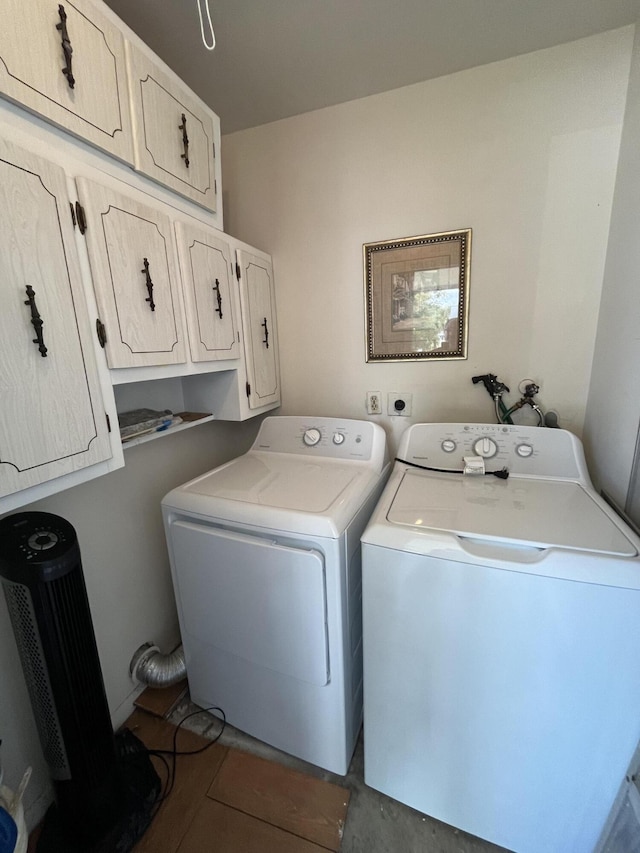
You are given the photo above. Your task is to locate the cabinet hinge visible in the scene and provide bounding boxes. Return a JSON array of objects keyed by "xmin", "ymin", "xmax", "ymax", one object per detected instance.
[
  {"xmin": 106, "ymin": 413, "xmax": 111, "ymax": 433},
  {"xmin": 235, "ymin": 262, "xmax": 241, "ymax": 281},
  {"xmin": 96, "ymin": 318, "xmax": 107, "ymax": 348},
  {"xmin": 69, "ymin": 202, "xmax": 76, "ymax": 227},
  {"xmin": 75, "ymin": 201, "xmax": 87, "ymax": 234},
  {"xmin": 246, "ymin": 381, "xmax": 251, "ymax": 398}
]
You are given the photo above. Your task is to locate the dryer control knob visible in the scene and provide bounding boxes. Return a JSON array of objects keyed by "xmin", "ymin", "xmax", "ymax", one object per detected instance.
[
  {"xmin": 332, "ymin": 432, "xmax": 345, "ymax": 445},
  {"xmin": 473, "ymin": 436, "xmax": 498, "ymax": 459},
  {"xmin": 303, "ymin": 428, "xmax": 322, "ymax": 446}
]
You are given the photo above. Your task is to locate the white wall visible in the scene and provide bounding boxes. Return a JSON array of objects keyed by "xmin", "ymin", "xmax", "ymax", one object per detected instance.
[
  {"xmin": 0, "ymin": 418, "xmax": 259, "ymax": 826},
  {"xmin": 222, "ymin": 28, "xmax": 633, "ymax": 453},
  {"xmin": 584, "ymin": 25, "xmax": 640, "ymax": 509}
]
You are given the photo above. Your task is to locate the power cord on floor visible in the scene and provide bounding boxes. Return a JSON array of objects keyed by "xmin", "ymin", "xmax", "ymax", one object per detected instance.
[
  {"xmin": 121, "ymin": 705, "xmax": 226, "ymax": 822},
  {"xmin": 149, "ymin": 705, "xmax": 226, "ymax": 812}
]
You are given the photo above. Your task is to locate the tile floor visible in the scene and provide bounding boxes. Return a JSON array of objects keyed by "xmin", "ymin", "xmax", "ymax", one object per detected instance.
[{"xmin": 168, "ymin": 695, "xmax": 512, "ymax": 853}]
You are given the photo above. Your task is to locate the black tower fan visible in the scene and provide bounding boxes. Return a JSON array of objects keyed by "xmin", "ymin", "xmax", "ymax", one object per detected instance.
[{"xmin": 0, "ymin": 511, "xmax": 127, "ymax": 848}]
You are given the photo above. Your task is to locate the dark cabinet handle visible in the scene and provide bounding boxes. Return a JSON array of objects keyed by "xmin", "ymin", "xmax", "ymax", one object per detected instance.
[
  {"xmin": 24, "ymin": 285, "xmax": 48, "ymax": 357},
  {"xmin": 179, "ymin": 113, "xmax": 190, "ymax": 168},
  {"xmin": 261, "ymin": 317, "xmax": 269, "ymax": 349},
  {"xmin": 56, "ymin": 4, "xmax": 75, "ymax": 89},
  {"xmin": 212, "ymin": 278, "xmax": 223, "ymax": 318},
  {"xmin": 141, "ymin": 258, "xmax": 155, "ymax": 311},
  {"xmin": 75, "ymin": 200, "xmax": 87, "ymax": 234}
]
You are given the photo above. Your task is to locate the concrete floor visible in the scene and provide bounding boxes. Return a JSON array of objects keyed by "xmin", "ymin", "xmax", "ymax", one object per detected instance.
[{"xmin": 169, "ymin": 696, "xmax": 511, "ymax": 853}]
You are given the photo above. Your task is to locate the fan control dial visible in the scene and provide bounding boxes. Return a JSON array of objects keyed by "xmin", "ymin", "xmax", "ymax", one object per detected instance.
[{"xmin": 27, "ymin": 531, "xmax": 59, "ymax": 551}]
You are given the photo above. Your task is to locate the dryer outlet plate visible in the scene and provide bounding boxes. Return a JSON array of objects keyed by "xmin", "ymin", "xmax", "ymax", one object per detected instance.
[{"xmin": 388, "ymin": 393, "xmax": 412, "ymax": 416}]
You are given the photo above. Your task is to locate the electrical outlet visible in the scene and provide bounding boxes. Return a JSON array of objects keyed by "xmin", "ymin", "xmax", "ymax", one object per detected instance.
[
  {"xmin": 366, "ymin": 392, "xmax": 382, "ymax": 415},
  {"xmin": 388, "ymin": 392, "xmax": 412, "ymax": 416}
]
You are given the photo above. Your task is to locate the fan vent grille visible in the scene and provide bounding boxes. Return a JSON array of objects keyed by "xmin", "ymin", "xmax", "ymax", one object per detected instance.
[{"xmin": 3, "ymin": 580, "xmax": 70, "ymax": 779}]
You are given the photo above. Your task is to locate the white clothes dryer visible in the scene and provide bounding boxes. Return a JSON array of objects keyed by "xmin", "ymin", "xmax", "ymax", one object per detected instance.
[
  {"xmin": 361, "ymin": 423, "xmax": 640, "ymax": 853},
  {"xmin": 162, "ymin": 416, "xmax": 389, "ymax": 775}
]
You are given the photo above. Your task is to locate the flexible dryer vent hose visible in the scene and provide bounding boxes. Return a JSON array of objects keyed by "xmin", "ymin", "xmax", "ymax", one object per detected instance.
[{"xmin": 129, "ymin": 642, "xmax": 186, "ymax": 687}]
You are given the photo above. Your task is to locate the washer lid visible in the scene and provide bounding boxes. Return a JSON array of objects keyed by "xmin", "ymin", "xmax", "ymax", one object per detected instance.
[{"xmin": 387, "ymin": 471, "xmax": 637, "ymax": 556}]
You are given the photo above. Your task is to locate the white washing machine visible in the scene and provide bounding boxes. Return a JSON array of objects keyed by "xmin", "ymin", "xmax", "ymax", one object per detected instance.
[
  {"xmin": 361, "ymin": 423, "xmax": 640, "ymax": 853},
  {"xmin": 162, "ymin": 415, "xmax": 389, "ymax": 775}
]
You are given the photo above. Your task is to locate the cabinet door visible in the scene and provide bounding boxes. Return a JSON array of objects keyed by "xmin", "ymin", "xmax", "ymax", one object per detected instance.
[
  {"xmin": 76, "ymin": 178, "xmax": 186, "ymax": 369},
  {"xmin": 125, "ymin": 42, "xmax": 218, "ymax": 212},
  {"xmin": 236, "ymin": 249, "xmax": 280, "ymax": 409},
  {"xmin": 0, "ymin": 140, "xmax": 112, "ymax": 498},
  {"xmin": 175, "ymin": 223, "xmax": 240, "ymax": 362},
  {"xmin": 0, "ymin": 0, "xmax": 133, "ymax": 164}
]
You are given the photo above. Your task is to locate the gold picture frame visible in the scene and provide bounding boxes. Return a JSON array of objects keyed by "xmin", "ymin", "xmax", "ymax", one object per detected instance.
[{"xmin": 364, "ymin": 229, "xmax": 471, "ymax": 362}]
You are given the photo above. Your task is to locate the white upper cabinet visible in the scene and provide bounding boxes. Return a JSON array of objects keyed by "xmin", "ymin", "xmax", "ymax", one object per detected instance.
[
  {"xmin": 0, "ymin": 139, "xmax": 113, "ymax": 499},
  {"xmin": 0, "ymin": 0, "xmax": 134, "ymax": 164},
  {"xmin": 125, "ymin": 41, "xmax": 218, "ymax": 212},
  {"xmin": 76, "ymin": 178, "xmax": 187, "ymax": 369},
  {"xmin": 175, "ymin": 223, "xmax": 240, "ymax": 363},
  {"xmin": 236, "ymin": 249, "xmax": 280, "ymax": 410}
]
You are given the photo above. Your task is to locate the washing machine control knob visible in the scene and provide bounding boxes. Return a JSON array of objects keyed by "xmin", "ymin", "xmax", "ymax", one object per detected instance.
[
  {"xmin": 473, "ymin": 436, "xmax": 498, "ymax": 459},
  {"xmin": 441, "ymin": 439, "xmax": 457, "ymax": 453},
  {"xmin": 516, "ymin": 443, "xmax": 534, "ymax": 458},
  {"xmin": 303, "ymin": 428, "xmax": 322, "ymax": 446},
  {"xmin": 332, "ymin": 432, "xmax": 345, "ymax": 445}
]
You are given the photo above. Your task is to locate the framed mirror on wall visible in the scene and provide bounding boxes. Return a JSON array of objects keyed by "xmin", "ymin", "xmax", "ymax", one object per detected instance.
[{"xmin": 364, "ymin": 229, "xmax": 471, "ymax": 362}]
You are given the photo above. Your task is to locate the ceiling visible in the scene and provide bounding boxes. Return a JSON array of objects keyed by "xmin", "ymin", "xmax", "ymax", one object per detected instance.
[{"xmin": 103, "ymin": 0, "xmax": 640, "ymax": 134}]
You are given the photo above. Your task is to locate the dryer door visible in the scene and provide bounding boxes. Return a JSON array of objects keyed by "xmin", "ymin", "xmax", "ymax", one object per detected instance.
[{"xmin": 170, "ymin": 521, "xmax": 328, "ymax": 685}]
